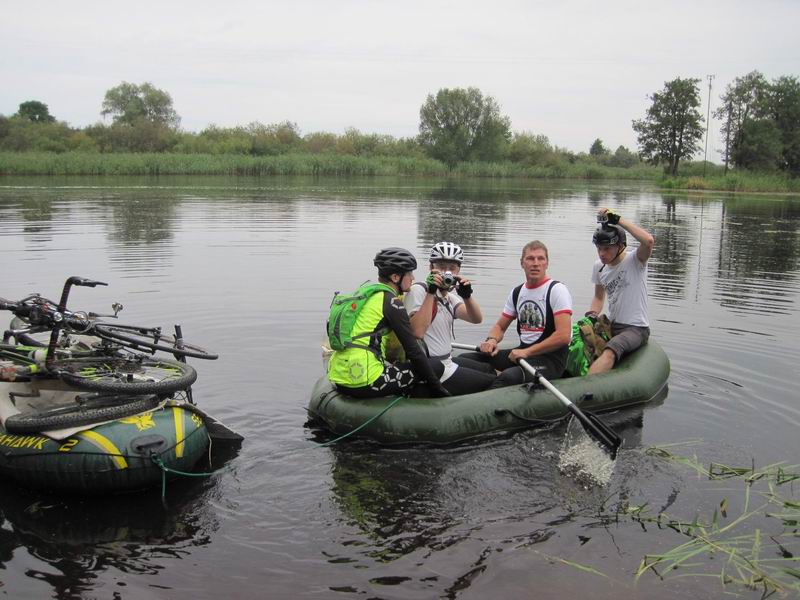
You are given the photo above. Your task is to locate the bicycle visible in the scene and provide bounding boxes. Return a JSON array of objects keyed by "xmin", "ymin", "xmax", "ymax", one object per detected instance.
[
  {"xmin": 1, "ymin": 276, "xmax": 218, "ymax": 361},
  {"xmin": 0, "ymin": 277, "xmax": 218, "ymax": 434},
  {"xmin": 0, "ymin": 340, "xmax": 198, "ymax": 396},
  {"xmin": 0, "ymin": 277, "xmax": 211, "ymax": 396}
]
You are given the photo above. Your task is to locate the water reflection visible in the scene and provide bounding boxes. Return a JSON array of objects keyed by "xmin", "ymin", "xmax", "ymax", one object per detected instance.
[
  {"xmin": 0, "ymin": 482, "xmax": 219, "ymax": 600},
  {"xmin": 1, "ymin": 177, "xmax": 799, "ymax": 599},
  {"xmin": 322, "ymin": 403, "xmax": 658, "ymax": 597},
  {"xmin": 106, "ymin": 196, "xmax": 177, "ymax": 245},
  {"xmin": 714, "ymin": 198, "xmax": 800, "ymax": 314},
  {"xmin": 416, "ymin": 195, "xmax": 508, "ymax": 258},
  {"xmin": 647, "ymin": 195, "xmax": 693, "ymax": 302}
]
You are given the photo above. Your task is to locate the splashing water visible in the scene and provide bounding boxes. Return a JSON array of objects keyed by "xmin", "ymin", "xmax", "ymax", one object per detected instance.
[{"xmin": 557, "ymin": 417, "xmax": 616, "ymax": 487}]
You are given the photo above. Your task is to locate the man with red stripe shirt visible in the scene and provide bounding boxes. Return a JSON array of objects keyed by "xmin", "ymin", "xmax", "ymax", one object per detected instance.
[{"xmin": 460, "ymin": 240, "xmax": 573, "ymax": 388}]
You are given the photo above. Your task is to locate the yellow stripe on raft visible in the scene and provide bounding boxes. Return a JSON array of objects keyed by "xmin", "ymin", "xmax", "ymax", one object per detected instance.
[
  {"xmin": 78, "ymin": 430, "xmax": 128, "ymax": 469},
  {"xmin": 173, "ymin": 406, "xmax": 185, "ymax": 458}
]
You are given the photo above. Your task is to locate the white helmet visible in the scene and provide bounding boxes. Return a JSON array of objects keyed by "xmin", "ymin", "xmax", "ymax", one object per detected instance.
[{"xmin": 429, "ymin": 241, "xmax": 463, "ymax": 264}]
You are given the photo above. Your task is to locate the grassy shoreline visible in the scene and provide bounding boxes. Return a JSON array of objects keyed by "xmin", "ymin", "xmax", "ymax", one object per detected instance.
[
  {"xmin": 0, "ymin": 151, "xmax": 655, "ymax": 179},
  {"xmin": 659, "ymin": 174, "xmax": 800, "ymax": 194},
  {"xmin": 0, "ymin": 152, "xmax": 797, "ymax": 194}
]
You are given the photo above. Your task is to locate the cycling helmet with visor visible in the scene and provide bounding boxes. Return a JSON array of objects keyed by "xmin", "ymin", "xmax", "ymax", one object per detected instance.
[{"xmin": 374, "ymin": 247, "xmax": 418, "ymax": 277}]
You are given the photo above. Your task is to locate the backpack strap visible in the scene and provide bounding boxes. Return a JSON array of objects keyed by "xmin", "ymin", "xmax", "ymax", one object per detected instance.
[
  {"xmin": 512, "ymin": 283, "xmax": 524, "ymax": 337},
  {"xmin": 515, "ymin": 280, "xmax": 558, "ymax": 339}
]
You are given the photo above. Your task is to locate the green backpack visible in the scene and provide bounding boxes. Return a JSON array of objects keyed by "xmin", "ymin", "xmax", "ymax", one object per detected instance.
[
  {"xmin": 326, "ymin": 282, "xmax": 396, "ymax": 352},
  {"xmin": 565, "ymin": 315, "xmax": 612, "ymax": 377}
]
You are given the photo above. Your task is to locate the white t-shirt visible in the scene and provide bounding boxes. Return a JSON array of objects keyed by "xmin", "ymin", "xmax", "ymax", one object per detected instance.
[
  {"xmin": 501, "ymin": 278, "xmax": 573, "ymax": 346},
  {"xmin": 404, "ymin": 284, "xmax": 464, "ymax": 358},
  {"xmin": 591, "ymin": 251, "xmax": 649, "ymax": 327}
]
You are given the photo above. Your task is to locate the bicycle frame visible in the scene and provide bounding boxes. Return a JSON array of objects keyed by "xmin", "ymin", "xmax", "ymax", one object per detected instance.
[{"xmin": 1, "ymin": 276, "xmax": 217, "ymax": 361}]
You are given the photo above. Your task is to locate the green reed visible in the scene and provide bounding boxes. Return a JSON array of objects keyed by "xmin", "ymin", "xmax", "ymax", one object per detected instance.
[
  {"xmin": 0, "ymin": 152, "xmax": 449, "ymax": 177},
  {"xmin": 0, "ymin": 151, "xmax": 662, "ymax": 180},
  {"xmin": 659, "ymin": 173, "xmax": 800, "ymax": 193},
  {"xmin": 626, "ymin": 446, "xmax": 800, "ymax": 596}
]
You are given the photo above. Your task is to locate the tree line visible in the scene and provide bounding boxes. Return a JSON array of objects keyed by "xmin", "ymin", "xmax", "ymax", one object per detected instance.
[
  {"xmin": 1, "ymin": 74, "xmax": 797, "ymax": 177},
  {"xmin": 633, "ymin": 72, "xmax": 800, "ymax": 177},
  {"xmin": 0, "ymin": 83, "xmax": 640, "ymax": 173}
]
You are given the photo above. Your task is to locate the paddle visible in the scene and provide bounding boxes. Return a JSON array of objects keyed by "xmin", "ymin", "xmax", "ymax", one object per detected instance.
[{"xmin": 451, "ymin": 342, "xmax": 621, "ymax": 458}]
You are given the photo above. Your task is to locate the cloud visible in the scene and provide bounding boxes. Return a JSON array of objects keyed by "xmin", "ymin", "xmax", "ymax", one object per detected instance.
[{"xmin": 1, "ymin": 0, "xmax": 797, "ymax": 153}]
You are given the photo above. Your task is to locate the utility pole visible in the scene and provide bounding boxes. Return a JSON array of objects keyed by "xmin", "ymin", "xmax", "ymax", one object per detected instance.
[{"xmin": 703, "ymin": 74, "xmax": 715, "ymax": 177}]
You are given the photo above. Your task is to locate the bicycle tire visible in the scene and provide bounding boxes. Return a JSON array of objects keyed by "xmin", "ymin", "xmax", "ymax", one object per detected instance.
[
  {"xmin": 4, "ymin": 394, "xmax": 161, "ymax": 433},
  {"xmin": 92, "ymin": 323, "xmax": 218, "ymax": 360},
  {"xmin": 55, "ymin": 357, "xmax": 197, "ymax": 395}
]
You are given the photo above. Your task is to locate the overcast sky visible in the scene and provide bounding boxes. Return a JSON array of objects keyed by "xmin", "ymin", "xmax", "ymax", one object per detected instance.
[{"xmin": 2, "ymin": 0, "xmax": 797, "ymax": 155}]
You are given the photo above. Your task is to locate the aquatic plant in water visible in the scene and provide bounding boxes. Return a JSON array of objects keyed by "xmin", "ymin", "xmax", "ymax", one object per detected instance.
[{"xmin": 629, "ymin": 446, "xmax": 800, "ymax": 597}]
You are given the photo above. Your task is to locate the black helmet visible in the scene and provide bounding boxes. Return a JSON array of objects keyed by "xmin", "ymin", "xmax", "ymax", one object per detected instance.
[
  {"xmin": 374, "ymin": 247, "xmax": 418, "ymax": 275},
  {"xmin": 593, "ymin": 224, "xmax": 627, "ymax": 247}
]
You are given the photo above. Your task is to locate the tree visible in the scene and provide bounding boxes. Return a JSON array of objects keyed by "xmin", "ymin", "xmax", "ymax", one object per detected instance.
[
  {"xmin": 418, "ymin": 87, "xmax": 511, "ymax": 167},
  {"xmin": 247, "ymin": 121, "xmax": 301, "ymax": 156},
  {"xmin": 732, "ymin": 119, "xmax": 783, "ymax": 171},
  {"xmin": 101, "ymin": 82, "xmax": 180, "ymax": 128},
  {"xmin": 607, "ymin": 145, "xmax": 639, "ymax": 168},
  {"xmin": 714, "ymin": 71, "xmax": 769, "ymax": 173},
  {"xmin": 589, "ymin": 138, "xmax": 607, "ymax": 156},
  {"xmin": 766, "ymin": 75, "xmax": 800, "ymax": 175},
  {"xmin": 507, "ymin": 132, "xmax": 556, "ymax": 166},
  {"xmin": 16, "ymin": 100, "xmax": 56, "ymax": 123},
  {"xmin": 632, "ymin": 77, "xmax": 704, "ymax": 175}
]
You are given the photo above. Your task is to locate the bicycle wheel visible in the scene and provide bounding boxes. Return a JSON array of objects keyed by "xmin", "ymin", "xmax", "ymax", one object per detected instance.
[
  {"xmin": 55, "ymin": 357, "xmax": 197, "ymax": 395},
  {"xmin": 4, "ymin": 394, "xmax": 161, "ymax": 433},
  {"xmin": 92, "ymin": 323, "xmax": 218, "ymax": 360}
]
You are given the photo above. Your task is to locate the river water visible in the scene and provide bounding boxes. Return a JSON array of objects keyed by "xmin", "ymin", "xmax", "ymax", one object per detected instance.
[{"xmin": 0, "ymin": 176, "xmax": 798, "ymax": 599}]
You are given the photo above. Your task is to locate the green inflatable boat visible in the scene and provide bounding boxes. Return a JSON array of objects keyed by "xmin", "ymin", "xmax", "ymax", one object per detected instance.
[
  {"xmin": 0, "ymin": 379, "xmax": 210, "ymax": 494},
  {"xmin": 308, "ymin": 341, "xmax": 670, "ymax": 444}
]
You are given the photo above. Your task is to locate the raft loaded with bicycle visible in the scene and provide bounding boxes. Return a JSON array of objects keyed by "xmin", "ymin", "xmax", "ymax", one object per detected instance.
[{"xmin": 0, "ymin": 276, "xmax": 241, "ymax": 494}]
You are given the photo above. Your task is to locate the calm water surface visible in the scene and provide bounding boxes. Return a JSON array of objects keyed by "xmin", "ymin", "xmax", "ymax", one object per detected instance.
[{"xmin": 0, "ymin": 176, "xmax": 798, "ymax": 599}]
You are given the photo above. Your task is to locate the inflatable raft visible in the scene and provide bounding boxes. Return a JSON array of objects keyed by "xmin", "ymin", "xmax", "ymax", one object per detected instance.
[
  {"xmin": 308, "ymin": 341, "xmax": 670, "ymax": 444},
  {"xmin": 0, "ymin": 379, "xmax": 210, "ymax": 494}
]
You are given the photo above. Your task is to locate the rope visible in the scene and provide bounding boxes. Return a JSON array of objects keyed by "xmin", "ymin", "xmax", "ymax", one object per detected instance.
[
  {"xmin": 316, "ymin": 395, "xmax": 405, "ymax": 447},
  {"xmin": 151, "ymin": 454, "xmax": 232, "ymax": 500}
]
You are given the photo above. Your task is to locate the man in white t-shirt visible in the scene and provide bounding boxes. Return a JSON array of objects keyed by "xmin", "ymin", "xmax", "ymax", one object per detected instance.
[
  {"xmin": 586, "ymin": 208, "xmax": 655, "ymax": 374},
  {"xmin": 405, "ymin": 242, "xmax": 495, "ymax": 395},
  {"xmin": 459, "ymin": 240, "xmax": 573, "ymax": 387}
]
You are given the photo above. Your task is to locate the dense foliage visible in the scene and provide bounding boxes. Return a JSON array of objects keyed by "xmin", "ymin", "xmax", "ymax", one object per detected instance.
[
  {"xmin": 16, "ymin": 100, "xmax": 55, "ymax": 123},
  {"xmin": 101, "ymin": 82, "xmax": 180, "ymax": 128},
  {"xmin": 1, "ymin": 75, "xmax": 796, "ymax": 185},
  {"xmin": 716, "ymin": 71, "xmax": 800, "ymax": 176},
  {"xmin": 418, "ymin": 87, "xmax": 512, "ymax": 167},
  {"xmin": 632, "ymin": 77, "xmax": 705, "ymax": 176}
]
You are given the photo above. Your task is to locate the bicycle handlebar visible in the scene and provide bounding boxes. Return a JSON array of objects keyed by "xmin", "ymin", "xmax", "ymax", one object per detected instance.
[
  {"xmin": 0, "ymin": 298, "xmax": 18, "ymax": 311},
  {"xmin": 67, "ymin": 276, "xmax": 108, "ymax": 289}
]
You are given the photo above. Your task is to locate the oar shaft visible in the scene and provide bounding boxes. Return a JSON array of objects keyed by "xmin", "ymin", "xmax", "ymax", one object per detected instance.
[
  {"xmin": 451, "ymin": 342, "xmax": 480, "ymax": 351},
  {"xmin": 518, "ymin": 359, "xmax": 575, "ymax": 408},
  {"xmin": 519, "ymin": 358, "xmax": 621, "ymax": 457}
]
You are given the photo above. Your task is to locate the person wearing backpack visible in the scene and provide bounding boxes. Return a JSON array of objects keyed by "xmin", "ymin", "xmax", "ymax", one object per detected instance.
[
  {"xmin": 404, "ymin": 242, "xmax": 496, "ymax": 395},
  {"xmin": 327, "ymin": 247, "xmax": 450, "ymax": 399},
  {"xmin": 458, "ymin": 240, "xmax": 573, "ymax": 388},
  {"xmin": 585, "ymin": 208, "xmax": 654, "ymax": 374}
]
